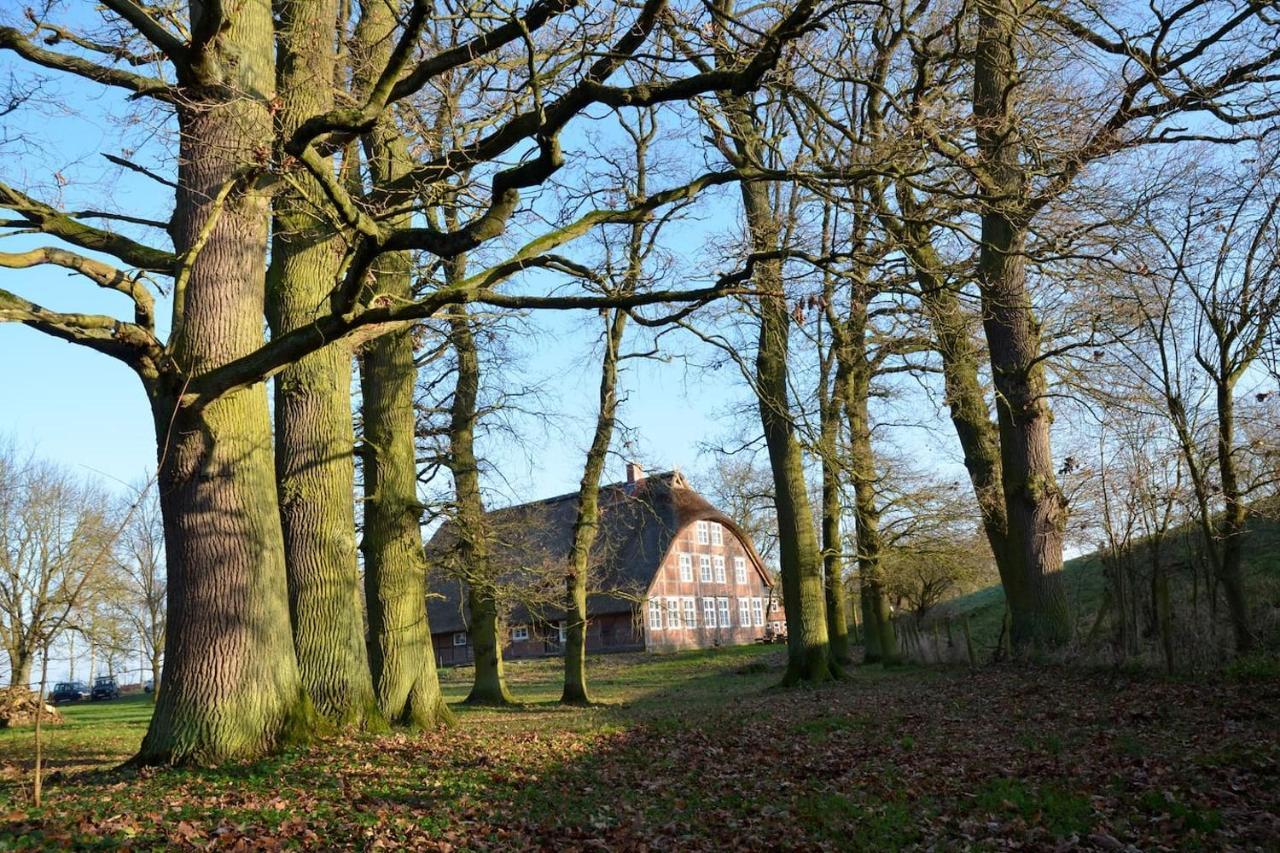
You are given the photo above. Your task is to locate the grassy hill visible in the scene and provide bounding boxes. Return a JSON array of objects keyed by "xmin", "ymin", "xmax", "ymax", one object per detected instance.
[{"xmin": 935, "ymin": 505, "xmax": 1280, "ymax": 666}]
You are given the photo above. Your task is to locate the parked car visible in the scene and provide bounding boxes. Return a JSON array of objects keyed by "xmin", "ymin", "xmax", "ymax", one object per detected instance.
[
  {"xmin": 90, "ymin": 676, "xmax": 120, "ymax": 701},
  {"xmin": 50, "ymin": 681, "xmax": 88, "ymax": 704}
]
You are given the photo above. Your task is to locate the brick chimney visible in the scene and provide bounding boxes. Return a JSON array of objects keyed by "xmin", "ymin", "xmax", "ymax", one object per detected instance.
[{"xmin": 625, "ymin": 461, "xmax": 645, "ymax": 485}]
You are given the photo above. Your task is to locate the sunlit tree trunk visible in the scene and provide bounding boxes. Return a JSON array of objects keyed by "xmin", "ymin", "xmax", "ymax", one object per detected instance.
[
  {"xmin": 354, "ymin": 0, "xmax": 451, "ymax": 728},
  {"xmin": 267, "ymin": 0, "xmax": 380, "ymax": 731},
  {"xmin": 838, "ymin": 289, "xmax": 899, "ymax": 665},
  {"xmin": 139, "ymin": 1, "xmax": 312, "ymax": 763},
  {"xmin": 973, "ymin": 0, "xmax": 1071, "ymax": 652},
  {"xmin": 446, "ymin": 308, "xmax": 514, "ymax": 706},
  {"xmin": 563, "ymin": 307, "xmax": 627, "ymax": 704},
  {"xmin": 819, "ymin": 359, "xmax": 852, "ymax": 665}
]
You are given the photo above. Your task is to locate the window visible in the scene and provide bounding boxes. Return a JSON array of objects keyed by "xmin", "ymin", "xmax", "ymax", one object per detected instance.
[
  {"xmin": 713, "ymin": 555, "xmax": 726, "ymax": 584},
  {"xmin": 699, "ymin": 555, "xmax": 713, "ymax": 583},
  {"xmin": 717, "ymin": 598, "xmax": 731, "ymax": 628},
  {"xmin": 683, "ymin": 597, "xmax": 697, "ymax": 628},
  {"xmin": 678, "ymin": 553, "xmax": 693, "ymax": 582},
  {"xmin": 751, "ymin": 597, "xmax": 765, "ymax": 627},
  {"xmin": 711, "ymin": 524, "xmax": 723, "ymax": 546},
  {"xmin": 770, "ymin": 620, "xmax": 785, "ymax": 634},
  {"xmin": 511, "ymin": 625, "xmax": 529, "ymax": 642},
  {"xmin": 738, "ymin": 598, "xmax": 752, "ymax": 628},
  {"xmin": 696, "ymin": 520, "xmax": 710, "ymax": 544},
  {"xmin": 558, "ymin": 621, "xmax": 567, "ymax": 642},
  {"xmin": 453, "ymin": 632, "xmax": 468, "ymax": 646},
  {"xmin": 734, "ymin": 556, "xmax": 747, "ymax": 585},
  {"xmin": 648, "ymin": 599, "xmax": 663, "ymax": 630},
  {"xmin": 702, "ymin": 597, "xmax": 717, "ymax": 628},
  {"xmin": 769, "ymin": 598, "xmax": 781, "ymax": 613},
  {"xmin": 666, "ymin": 597, "xmax": 682, "ymax": 629}
]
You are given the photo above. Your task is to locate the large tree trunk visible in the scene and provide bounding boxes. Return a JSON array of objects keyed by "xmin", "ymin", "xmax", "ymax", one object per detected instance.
[
  {"xmin": 1214, "ymin": 379, "xmax": 1254, "ymax": 654},
  {"xmin": 973, "ymin": 0, "xmax": 1071, "ymax": 652},
  {"xmin": 446, "ymin": 309, "xmax": 514, "ymax": 706},
  {"xmin": 890, "ymin": 195, "xmax": 1011, "ymax": 572},
  {"xmin": 353, "ymin": 0, "xmax": 452, "ymax": 730},
  {"xmin": 267, "ymin": 0, "xmax": 380, "ymax": 731},
  {"xmin": 562, "ymin": 308, "xmax": 627, "ymax": 704},
  {"xmin": 137, "ymin": 3, "xmax": 313, "ymax": 765},
  {"xmin": 717, "ymin": 107, "xmax": 831, "ymax": 683},
  {"xmin": 819, "ymin": 363, "xmax": 852, "ymax": 665},
  {"xmin": 838, "ymin": 291, "xmax": 899, "ymax": 665},
  {"xmin": 7, "ymin": 647, "xmax": 32, "ymax": 688}
]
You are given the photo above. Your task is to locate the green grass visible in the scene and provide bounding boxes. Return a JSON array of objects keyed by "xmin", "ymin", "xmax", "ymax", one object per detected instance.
[{"xmin": 939, "ymin": 506, "xmax": 1280, "ymax": 660}]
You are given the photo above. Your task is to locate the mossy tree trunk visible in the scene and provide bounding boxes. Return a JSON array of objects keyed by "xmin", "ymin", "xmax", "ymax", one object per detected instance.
[
  {"xmin": 837, "ymin": 286, "xmax": 900, "ymax": 665},
  {"xmin": 267, "ymin": 0, "xmax": 380, "ymax": 732},
  {"xmin": 973, "ymin": 0, "xmax": 1071, "ymax": 653},
  {"xmin": 562, "ymin": 309, "xmax": 628, "ymax": 704},
  {"xmin": 818, "ymin": 318, "xmax": 851, "ymax": 665},
  {"xmin": 446, "ymin": 307, "xmax": 514, "ymax": 706},
  {"xmin": 139, "ymin": 1, "xmax": 312, "ymax": 764},
  {"xmin": 353, "ymin": 0, "xmax": 451, "ymax": 728}
]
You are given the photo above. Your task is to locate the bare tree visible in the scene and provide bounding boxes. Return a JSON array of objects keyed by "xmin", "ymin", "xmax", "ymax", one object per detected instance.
[{"xmin": 0, "ymin": 444, "xmax": 116, "ymax": 687}]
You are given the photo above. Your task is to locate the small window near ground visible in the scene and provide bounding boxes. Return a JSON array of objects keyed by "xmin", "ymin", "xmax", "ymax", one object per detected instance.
[
  {"xmin": 711, "ymin": 524, "xmax": 723, "ymax": 546},
  {"xmin": 666, "ymin": 597, "xmax": 682, "ymax": 629},
  {"xmin": 511, "ymin": 625, "xmax": 529, "ymax": 642},
  {"xmin": 713, "ymin": 555, "xmax": 726, "ymax": 583},
  {"xmin": 453, "ymin": 632, "xmax": 468, "ymax": 646},
  {"xmin": 717, "ymin": 597, "xmax": 731, "ymax": 628},
  {"xmin": 751, "ymin": 597, "xmax": 765, "ymax": 627},
  {"xmin": 648, "ymin": 599, "xmax": 663, "ymax": 630},
  {"xmin": 699, "ymin": 554, "xmax": 713, "ymax": 583},
  {"xmin": 702, "ymin": 597, "xmax": 717, "ymax": 628},
  {"xmin": 678, "ymin": 552, "xmax": 693, "ymax": 582},
  {"xmin": 738, "ymin": 598, "xmax": 752, "ymax": 627},
  {"xmin": 683, "ymin": 597, "xmax": 697, "ymax": 628},
  {"xmin": 696, "ymin": 520, "xmax": 710, "ymax": 544},
  {"xmin": 734, "ymin": 556, "xmax": 747, "ymax": 585}
]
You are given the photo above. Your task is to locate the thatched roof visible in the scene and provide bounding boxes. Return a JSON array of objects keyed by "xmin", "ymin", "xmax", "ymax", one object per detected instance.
[{"xmin": 425, "ymin": 470, "xmax": 766, "ymax": 634}]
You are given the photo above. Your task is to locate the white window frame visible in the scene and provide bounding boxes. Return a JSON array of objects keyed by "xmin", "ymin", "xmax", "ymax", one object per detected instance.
[
  {"xmin": 702, "ymin": 597, "xmax": 717, "ymax": 628},
  {"xmin": 453, "ymin": 632, "xmax": 468, "ymax": 646},
  {"xmin": 696, "ymin": 520, "xmax": 710, "ymax": 544},
  {"xmin": 558, "ymin": 621, "xmax": 567, "ymax": 642},
  {"xmin": 683, "ymin": 597, "xmax": 697, "ymax": 628},
  {"xmin": 751, "ymin": 597, "xmax": 765, "ymax": 627},
  {"xmin": 734, "ymin": 556, "xmax": 747, "ymax": 585},
  {"xmin": 648, "ymin": 599, "xmax": 663, "ymax": 630},
  {"xmin": 769, "ymin": 598, "xmax": 781, "ymax": 613},
  {"xmin": 710, "ymin": 524, "xmax": 724, "ymax": 546},
  {"xmin": 678, "ymin": 552, "xmax": 693, "ymax": 582},
  {"xmin": 666, "ymin": 597, "xmax": 682, "ymax": 629},
  {"xmin": 717, "ymin": 597, "xmax": 731, "ymax": 628},
  {"xmin": 713, "ymin": 555, "xmax": 726, "ymax": 584},
  {"xmin": 699, "ymin": 554, "xmax": 713, "ymax": 583},
  {"xmin": 511, "ymin": 625, "xmax": 530, "ymax": 642},
  {"xmin": 738, "ymin": 598, "xmax": 752, "ymax": 628}
]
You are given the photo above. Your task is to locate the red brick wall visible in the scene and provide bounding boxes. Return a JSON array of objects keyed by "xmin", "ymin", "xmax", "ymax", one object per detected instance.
[{"xmin": 642, "ymin": 519, "xmax": 782, "ymax": 651}]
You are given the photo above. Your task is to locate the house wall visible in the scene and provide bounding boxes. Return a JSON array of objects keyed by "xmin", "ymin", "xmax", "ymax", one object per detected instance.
[
  {"xmin": 431, "ymin": 612, "xmax": 644, "ymax": 667},
  {"xmin": 642, "ymin": 519, "xmax": 784, "ymax": 651}
]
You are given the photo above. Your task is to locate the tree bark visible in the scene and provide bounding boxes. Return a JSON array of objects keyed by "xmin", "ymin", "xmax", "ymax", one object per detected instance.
[
  {"xmin": 562, "ymin": 308, "xmax": 627, "ymax": 704},
  {"xmin": 446, "ymin": 308, "xmax": 514, "ymax": 706},
  {"xmin": 838, "ymin": 290, "xmax": 900, "ymax": 665},
  {"xmin": 819, "ymin": 361, "xmax": 852, "ymax": 665},
  {"xmin": 351, "ymin": 0, "xmax": 452, "ymax": 730},
  {"xmin": 267, "ymin": 0, "xmax": 380, "ymax": 731},
  {"xmin": 1214, "ymin": 378, "xmax": 1255, "ymax": 654},
  {"xmin": 973, "ymin": 0, "xmax": 1072, "ymax": 652},
  {"xmin": 137, "ymin": 2, "xmax": 313, "ymax": 765}
]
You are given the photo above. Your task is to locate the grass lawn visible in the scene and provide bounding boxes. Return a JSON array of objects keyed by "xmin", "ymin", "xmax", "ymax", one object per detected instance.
[{"xmin": 2, "ymin": 646, "xmax": 1278, "ymax": 849}]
